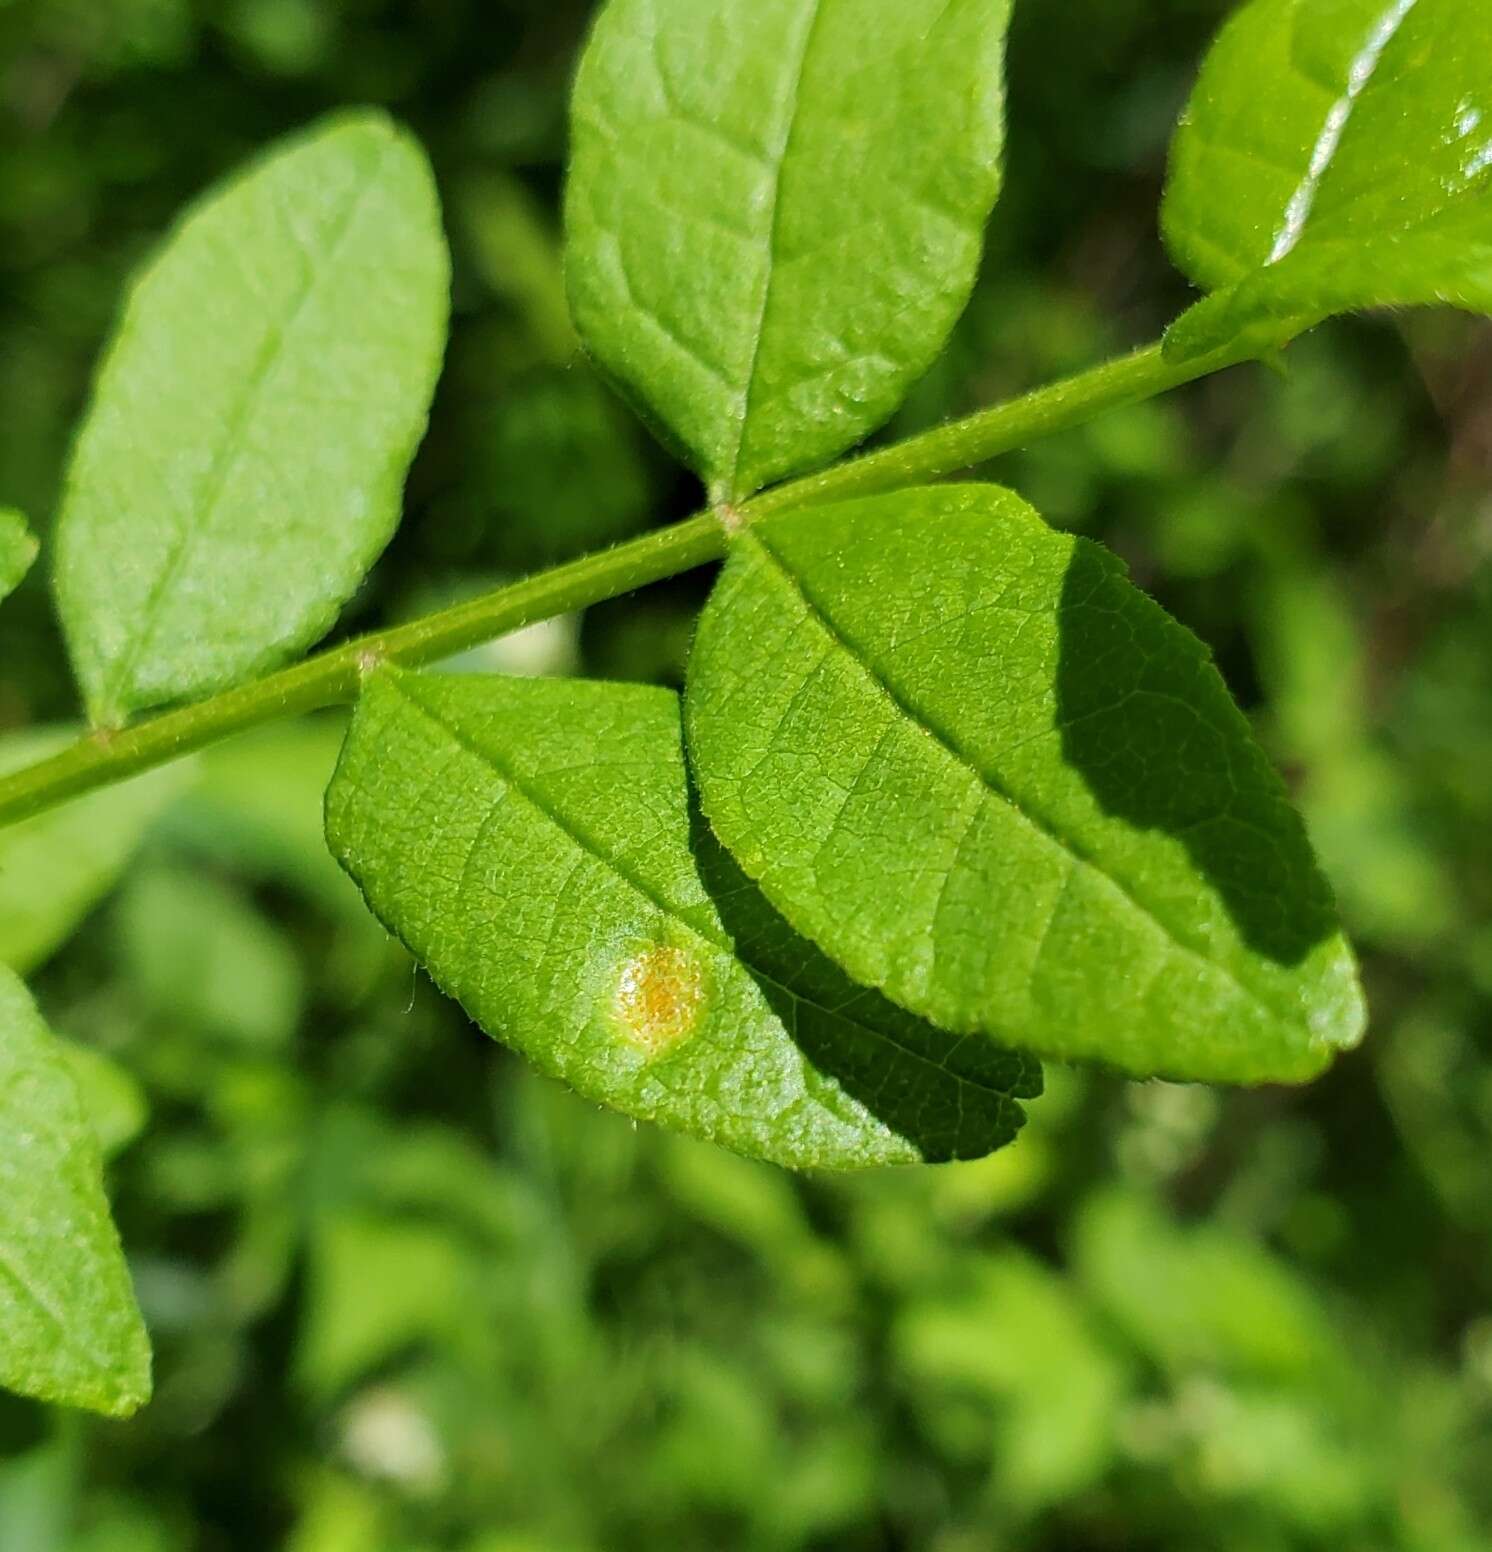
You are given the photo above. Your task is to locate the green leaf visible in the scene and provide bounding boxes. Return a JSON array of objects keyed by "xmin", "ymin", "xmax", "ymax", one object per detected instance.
[
  {"xmin": 59, "ymin": 1042, "xmax": 149, "ymax": 1161},
  {"xmin": 325, "ymin": 670, "xmax": 1037, "ymax": 1169},
  {"xmin": 115, "ymin": 865, "xmax": 305, "ymax": 1049},
  {"xmin": 565, "ymin": 0, "xmax": 1010, "ymax": 501},
  {"xmin": 164, "ymin": 716, "xmax": 373, "ymax": 921},
  {"xmin": 1071, "ymin": 1188, "xmax": 1349, "ymax": 1385},
  {"xmin": 0, "ymin": 964, "xmax": 151, "ymax": 1416},
  {"xmin": 685, "ymin": 484, "xmax": 1364, "ymax": 1085},
  {"xmin": 1162, "ymin": 0, "xmax": 1492, "ymax": 360},
  {"xmin": 0, "ymin": 510, "xmax": 37, "ymax": 604},
  {"xmin": 56, "ymin": 110, "xmax": 450, "ymax": 725},
  {"xmin": 298, "ymin": 1210, "xmax": 473, "ymax": 1400},
  {"xmin": 0, "ymin": 728, "xmax": 191, "ymax": 975},
  {"xmin": 893, "ymin": 1250, "xmax": 1128, "ymax": 1510}
]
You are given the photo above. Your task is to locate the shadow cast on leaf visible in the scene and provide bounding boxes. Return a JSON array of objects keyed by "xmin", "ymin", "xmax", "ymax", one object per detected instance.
[
  {"xmin": 1055, "ymin": 542, "xmax": 1338, "ymax": 968},
  {"xmin": 685, "ymin": 792, "xmax": 1040, "ymax": 1166}
]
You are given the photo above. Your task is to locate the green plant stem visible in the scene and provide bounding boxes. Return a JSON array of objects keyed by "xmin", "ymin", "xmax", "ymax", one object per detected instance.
[
  {"xmin": 749, "ymin": 340, "xmax": 1234, "ymax": 513},
  {"xmin": 0, "ymin": 337, "xmax": 1243, "ymax": 828}
]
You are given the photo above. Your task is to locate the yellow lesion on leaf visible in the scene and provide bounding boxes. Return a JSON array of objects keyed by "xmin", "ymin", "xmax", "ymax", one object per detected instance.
[{"xmin": 612, "ymin": 943, "xmax": 706, "ymax": 1059}]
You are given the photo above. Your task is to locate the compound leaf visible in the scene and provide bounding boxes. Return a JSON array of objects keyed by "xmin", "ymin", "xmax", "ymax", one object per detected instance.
[
  {"xmin": 0, "ymin": 510, "xmax": 36, "ymax": 605},
  {"xmin": 685, "ymin": 484, "xmax": 1364, "ymax": 1085},
  {"xmin": 1163, "ymin": 0, "xmax": 1492, "ymax": 360},
  {"xmin": 326, "ymin": 669, "xmax": 1038, "ymax": 1169},
  {"xmin": 565, "ymin": 0, "xmax": 1010, "ymax": 501},
  {"xmin": 56, "ymin": 110, "xmax": 450, "ymax": 725},
  {"xmin": 0, "ymin": 965, "xmax": 151, "ymax": 1416}
]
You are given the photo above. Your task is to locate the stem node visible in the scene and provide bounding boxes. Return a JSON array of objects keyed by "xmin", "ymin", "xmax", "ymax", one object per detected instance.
[{"xmin": 0, "ymin": 338, "xmax": 1250, "ymax": 830}]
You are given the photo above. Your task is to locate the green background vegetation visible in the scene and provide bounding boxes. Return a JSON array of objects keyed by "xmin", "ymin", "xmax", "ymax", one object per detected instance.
[{"xmin": 1, "ymin": 0, "xmax": 1490, "ymax": 1546}]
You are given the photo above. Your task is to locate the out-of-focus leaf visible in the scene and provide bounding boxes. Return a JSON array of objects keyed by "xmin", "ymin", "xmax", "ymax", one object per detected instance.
[
  {"xmin": 220, "ymin": 0, "xmax": 336, "ymax": 77},
  {"xmin": 0, "ymin": 1435, "xmax": 74, "ymax": 1552},
  {"xmin": 658, "ymin": 1136, "xmax": 849, "ymax": 1305},
  {"xmin": 0, "ymin": 965, "xmax": 150, "ymax": 1416},
  {"xmin": 0, "ymin": 510, "xmax": 36, "ymax": 605},
  {"xmin": 0, "ymin": 727, "xmax": 190, "ymax": 975},
  {"xmin": 55, "ymin": 110, "xmax": 450, "ymax": 723},
  {"xmin": 894, "ymin": 1250, "xmax": 1128, "ymax": 1509},
  {"xmin": 164, "ymin": 716, "xmax": 367, "ymax": 918},
  {"xmin": 460, "ymin": 173, "xmax": 577, "ymax": 363},
  {"xmin": 285, "ymin": 1469, "xmax": 390, "ymax": 1552},
  {"xmin": 566, "ymin": 0, "xmax": 1010, "ymax": 498},
  {"xmin": 481, "ymin": 371, "xmax": 653, "ymax": 567},
  {"xmin": 19, "ymin": 0, "xmax": 196, "ymax": 75},
  {"xmin": 60, "ymin": 1041, "xmax": 149, "ymax": 1160},
  {"xmin": 1378, "ymin": 1011, "xmax": 1491, "ymax": 1230},
  {"xmin": 686, "ymin": 484, "xmax": 1363, "ymax": 1084},
  {"xmin": 298, "ymin": 1213, "xmax": 470, "ymax": 1399},
  {"xmin": 326, "ymin": 670, "xmax": 1037, "ymax": 1169},
  {"xmin": 115, "ymin": 865, "xmax": 304, "ymax": 1047},
  {"xmin": 1072, "ymin": 1188, "xmax": 1350, "ymax": 1383},
  {"xmin": 1254, "ymin": 563, "xmax": 1452, "ymax": 947},
  {"xmin": 1163, "ymin": 0, "xmax": 1492, "ymax": 359}
]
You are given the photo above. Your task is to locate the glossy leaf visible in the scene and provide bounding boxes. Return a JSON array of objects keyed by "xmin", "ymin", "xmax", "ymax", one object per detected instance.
[
  {"xmin": 326, "ymin": 670, "xmax": 1038, "ymax": 1169},
  {"xmin": 0, "ymin": 728, "xmax": 191, "ymax": 975},
  {"xmin": 0, "ymin": 965, "xmax": 151, "ymax": 1416},
  {"xmin": 1163, "ymin": 0, "xmax": 1492, "ymax": 360},
  {"xmin": 565, "ymin": 0, "xmax": 1009, "ymax": 500},
  {"xmin": 685, "ymin": 484, "xmax": 1364, "ymax": 1085},
  {"xmin": 0, "ymin": 510, "xmax": 36, "ymax": 604},
  {"xmin": 56, "ymin": 110, "xmax": 450, "ymax": 725}
]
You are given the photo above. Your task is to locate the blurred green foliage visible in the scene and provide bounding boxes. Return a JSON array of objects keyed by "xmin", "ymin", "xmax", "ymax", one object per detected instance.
[{"xmin": 1, "ymin": 0, "xmax": 1490, "ymax": 1546}]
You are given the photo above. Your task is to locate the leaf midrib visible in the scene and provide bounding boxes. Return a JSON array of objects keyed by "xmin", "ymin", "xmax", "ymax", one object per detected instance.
[
  {"xmin": 1265, "ymin": 0, "xmax": 1421, "ymax": 265},
  {"xmin": 744, "ymin": 528, "xmax": 1302, "ymax": 1033},
  {"xmin": 383, "ymin": 675, "xmax": 1024, "ymax": 1101},
  {"xmin": 722, "ymin": 0, "xmax": 828, "ymax": 500},
  {"xmin": 96, "ymin": 137, "xmax": 391, "ymax": 719}
]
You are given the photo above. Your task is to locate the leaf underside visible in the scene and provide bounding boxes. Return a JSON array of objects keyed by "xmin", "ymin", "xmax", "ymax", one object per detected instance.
[
  {"xmin": 1163, "ymin": 0, "xmax": 1492, "ymax": 359},
  {"xmin": 326, "ymin": 669, "xmax": 1038, "ymax": 1170},
  {"xmin": 56, "ymin": 109, "xmax": 450, "ymax": 725},
  {"xmin": 0, "ymin": 965, "xmax": 151, "ymax": 1417},
  {"xmin": 685, "ymin": 484, "xmax": 1365, "ymax": 1085},
  {"xmin": 565, "ymin": 0, "xmax": 1010, "ymax": 500}
]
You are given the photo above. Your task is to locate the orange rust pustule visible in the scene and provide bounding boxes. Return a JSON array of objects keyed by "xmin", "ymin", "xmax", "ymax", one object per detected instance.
[{"xmin": 613, "ymin": 944, "xmax": 705, "ymax": 1059}]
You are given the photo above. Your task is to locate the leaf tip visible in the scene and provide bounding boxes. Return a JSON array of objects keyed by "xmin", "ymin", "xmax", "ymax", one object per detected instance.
[{"xmin": 96, "ymin": 1343, "xmax": 154, "ymax": 1421}]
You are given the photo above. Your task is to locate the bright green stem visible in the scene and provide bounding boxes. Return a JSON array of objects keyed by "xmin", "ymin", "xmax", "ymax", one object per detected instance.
[
  {"xmin": 0, "ymin": 338, "xmax": 1242, "ymax": 828},
  {"xmin": 751, "ymin": 340, "xmax": 1239, "ymax": 512}
]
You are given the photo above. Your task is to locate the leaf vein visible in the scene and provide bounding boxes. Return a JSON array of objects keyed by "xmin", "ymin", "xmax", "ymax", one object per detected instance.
[
  {"xmin": 724, "ymin": 0, "xmax": 829, "ymax": 498},
  {"xmin": 744, "ymin": 529, "xmax": 1295, "ymax": 1029},
  {"xmin": 384, "ymin": 676, "xmax": 1023, "ymax": 1102}
]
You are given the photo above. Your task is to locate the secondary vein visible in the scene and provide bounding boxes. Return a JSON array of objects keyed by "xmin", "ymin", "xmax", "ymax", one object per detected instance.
[
  {"xmin": 382, "ymin": 674, "xmax": 1023, "ymax": 1099},
  {"xmin": 745, "ymin": 528, "xmax": 1297, "ymax": 1031}
]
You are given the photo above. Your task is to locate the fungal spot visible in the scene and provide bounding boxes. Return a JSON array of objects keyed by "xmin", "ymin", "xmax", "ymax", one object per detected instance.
[
  {"xmin": 716, "ymin": 502, "xmax": 745, "ymax": 536},
  {"xmin": 612, "ymin": 944, "xmax": 706, "ymax": 1059}
]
